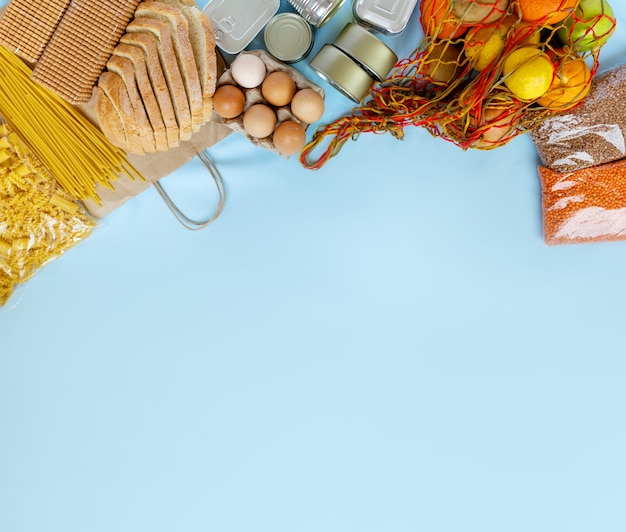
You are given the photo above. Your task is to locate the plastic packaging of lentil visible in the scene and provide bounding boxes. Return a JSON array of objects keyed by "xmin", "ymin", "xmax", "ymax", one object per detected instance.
[
  {"xmin": 530, "ymin": 63, "xmax": 626, "ymax": 173},
  {"xmin": 538, "ymin": 158, "xmax": 626, "ymax": 246},
  {"xmin": 0, "ymin": 122, "xmax": 97, "ymax": 307}
]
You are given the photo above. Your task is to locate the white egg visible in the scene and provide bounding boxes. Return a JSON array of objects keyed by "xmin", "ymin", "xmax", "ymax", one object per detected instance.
[{"xmin": 231, "ymin": 54, "xmax": 267, "ymax": 89}]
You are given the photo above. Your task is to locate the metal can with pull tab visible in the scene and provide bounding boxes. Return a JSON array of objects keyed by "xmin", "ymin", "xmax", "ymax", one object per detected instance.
[{"xmin": 285, "ymin": 0, "xmax": 346, "ymax": 28}]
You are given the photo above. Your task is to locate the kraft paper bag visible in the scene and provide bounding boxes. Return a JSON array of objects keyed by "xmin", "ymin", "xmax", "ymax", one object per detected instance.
[{"xmin": 82, "ymin": 115, "xmax": 233, "ymax": 219}]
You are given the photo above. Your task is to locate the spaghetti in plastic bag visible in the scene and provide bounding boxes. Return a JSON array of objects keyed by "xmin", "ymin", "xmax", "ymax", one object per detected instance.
[
  {"xmin": 0, "ymin": 122, "xmax": 97, "ymax": 306},
  {"xmin": 301, "ymin": 0, "xmax": 616, "ymax": 169}
]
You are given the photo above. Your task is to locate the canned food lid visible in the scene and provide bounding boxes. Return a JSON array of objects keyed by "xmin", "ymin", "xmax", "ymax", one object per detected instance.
[
  {"xmin": 309, "ymin": 44, "xmax": 376, "ymax": 103},
  {"xmin": 352, "ymin": 0, "xmax": 419, "ymax": 35},
  {"xmin": 316, "ymin": 0, "xmax": 346, "ymax": 27},
  {"xmin": 332, "ymin": 22, "xmax": 398, "ymax": 81},
  {"xmin": 203, "ymin": 0, "xmax": 280, "ymax": 54},
  {"xmin": 264, "ymin": 13, "xmax": 313, "ymax": 63}
]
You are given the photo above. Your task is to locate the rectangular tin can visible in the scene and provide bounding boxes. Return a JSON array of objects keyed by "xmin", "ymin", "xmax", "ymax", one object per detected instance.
[{"xmin": 352, "ymin": 0, "xmax": 419, "ymax": 35}]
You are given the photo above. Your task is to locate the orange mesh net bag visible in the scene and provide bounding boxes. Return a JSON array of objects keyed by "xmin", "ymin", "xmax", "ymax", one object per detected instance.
[{"xmin": 300, "ymin": 0, "xmax": 617, "ymax": 170}]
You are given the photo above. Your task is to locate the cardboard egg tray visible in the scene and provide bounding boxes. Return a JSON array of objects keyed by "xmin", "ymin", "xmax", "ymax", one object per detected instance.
[{"xmin": 216, "ymin": 49, "xmax": 325, "ymax": 158}]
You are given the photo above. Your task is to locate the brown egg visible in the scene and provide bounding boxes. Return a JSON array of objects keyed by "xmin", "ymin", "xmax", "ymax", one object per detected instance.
[
  {"xmin": 272, "ymin": 120, "xmax": 306, "ymax": 156},
  {"xmin": 243, "ymin": 104, "xmax": 277, "ymax": 138},
  {"xmin": 290, "ymin": 88, "xmax": 325, "ymax": 124},
  {"xmin": 261, "ymin": 71, "xmax": 297, "ymax": 107},
  {"xmin": 213, "ymin": 85, "xmax": 246, "ymax": 119}
]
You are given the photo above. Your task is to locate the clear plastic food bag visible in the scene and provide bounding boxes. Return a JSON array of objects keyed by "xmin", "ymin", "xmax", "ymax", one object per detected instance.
[
  {"xmin": 0, "ymin": 122, "xmax": 97, "ymax": 306},
  {"xmin": 538, "ymin": 158, "xmax": 626, "ymax": 246},
  {"xmin": 530, "ymin": 63, "xmax": 626, "ymax": 173}
]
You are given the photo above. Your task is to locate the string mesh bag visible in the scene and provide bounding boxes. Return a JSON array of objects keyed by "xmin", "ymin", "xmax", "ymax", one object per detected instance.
[{"xmin": 300, "ymin": 0, "xmax": 617, "ymax": 170}]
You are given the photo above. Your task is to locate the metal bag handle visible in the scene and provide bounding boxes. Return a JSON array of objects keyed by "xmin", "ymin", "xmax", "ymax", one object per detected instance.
[{"xmin": 153, "ymin": 150, "xmax": 226, "ymax": 231}]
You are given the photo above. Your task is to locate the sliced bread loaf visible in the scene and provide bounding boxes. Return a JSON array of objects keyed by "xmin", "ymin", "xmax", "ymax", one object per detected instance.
[
  {"xmin": 111, "ymin": 43, "xmax": 169, "ymax": 152},
  {"xmin": 153, "ymin": 0, "xmax": 217, "ymax": 120},
  {"xmin": 94, "ymin": 86, "xmax": 128, "ymax": 152},
  {"xmin": 119, "ymin": 31, "xmax": 181, "ymax": 148},
  {"xmin": 126, "ymin": 17, "xmax": 193, "ymax": 141},
  {"xmin": 134, "ymin": 1, "xmax": 204, "ymax": 132},
  {"xmin": 106, "ymin": 54, "xmax": 158, "ymax": 154}
]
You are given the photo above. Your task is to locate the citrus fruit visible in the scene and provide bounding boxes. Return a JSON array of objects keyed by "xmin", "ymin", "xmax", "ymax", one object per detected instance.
[
  {"xmin": 452, "ymin": 0, "xmax": 508, "ymax": 24},
  {"xmin": 464, "ymin": 25, "xmax": 506, "ymax": 71},
  {"xmin": 420, "ymin": 0, "xmax": 469, "ymax": 40},
  {"xmin": 537, "ymin": 56, "xmax": 592, "ymax": 108},
  {"xmin": 503, "ymin": 47, "xmax": 554, "ymax": 101},
  {"xmin": 514, "ymin": 0, "xmax": 579, "ymax": 24}
]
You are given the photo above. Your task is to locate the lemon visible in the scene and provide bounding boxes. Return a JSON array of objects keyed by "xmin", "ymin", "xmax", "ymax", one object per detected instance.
[
  {"xmin": 503, "ymin": 47, "xmax": 554, "ymax": 101},
  {"xmin": 465, "ymin": 26, "xmax": 506, "ymax": 71}
]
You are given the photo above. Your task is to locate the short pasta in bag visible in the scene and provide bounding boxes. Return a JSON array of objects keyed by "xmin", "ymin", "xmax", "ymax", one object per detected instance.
[
  {"xmin": 0, "ymin": 122, "xmax": 97, "ymax": 306},
  {"xmin": 538, "ymin": 158, "xmax": 626, "ymax": 246}
]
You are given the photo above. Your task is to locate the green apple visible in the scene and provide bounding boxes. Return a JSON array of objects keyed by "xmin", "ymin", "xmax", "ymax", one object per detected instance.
[{"xmin": 557, "ymin": 0, "xmax": 617, "ymax": 52}]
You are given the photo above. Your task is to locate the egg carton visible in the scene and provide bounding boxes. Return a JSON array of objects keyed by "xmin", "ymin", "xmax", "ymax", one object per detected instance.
[{"xmin": 216, "ymin": 49, "xmax": 325, "ymax": 158}]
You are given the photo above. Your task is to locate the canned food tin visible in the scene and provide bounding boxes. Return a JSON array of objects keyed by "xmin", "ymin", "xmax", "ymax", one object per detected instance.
[
  {"xmin": 203, "ymin": 0, "xmax": 280, "ymax": 54},
  {"xmin": 331, "ymin": 22, "xmax": 398, "ymax": 81},
  {"xmin": 286, "ymin": 0, "xmax": 346, "ymax": 28},
  {"xmin": 264, "ymin": 13, "xmax": 314, "ymax": 63},
  {"xmin": 352, "ymin": 0, "xmax": 419, "ymax": 35},
  {"xmin": 309, "ymin": 44, "xmax": 376, "ymax": 102}
]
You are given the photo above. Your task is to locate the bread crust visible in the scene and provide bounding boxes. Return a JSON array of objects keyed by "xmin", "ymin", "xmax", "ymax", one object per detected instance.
[
  {"xmin": 112, "ymin": 43, "xmax": 169, "ymax": 152},
  {"xmin": 135, "ymin": 1, "xmax": 204, "ymax": 131},
  {"xmin": 120, "ymin": 31, "xmax": 181, "ymax": 147},
  {"xmin": 106, "ymin": 54, "xmax": 157, "ymax": 153},
  {"xmin": 126, "ymin": 17, "xmax": 193, "ymax": 141}
]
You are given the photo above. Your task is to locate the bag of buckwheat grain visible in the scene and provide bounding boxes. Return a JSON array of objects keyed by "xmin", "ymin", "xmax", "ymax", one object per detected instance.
[{"xmin": 530, "ymin": 63, "xmax": 626, "ymax": 173}]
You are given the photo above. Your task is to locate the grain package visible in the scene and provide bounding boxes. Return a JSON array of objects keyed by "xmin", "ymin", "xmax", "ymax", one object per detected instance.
[
  {"xmin": 530, "ymin": 63, "xmax": 626, "ymax": 173},
  {"xmin": 0, "ymin": 122, "xmax": 97, "ymax": 306},
  {"xmin": 538, "ymin": 158, "xmax": 626, "ymax": 246}
]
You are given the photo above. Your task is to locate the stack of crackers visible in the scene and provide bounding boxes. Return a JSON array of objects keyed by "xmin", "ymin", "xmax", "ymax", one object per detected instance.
[{"xmin": 0, "ymin": 0, "xmax": 141, "ymax": 104}]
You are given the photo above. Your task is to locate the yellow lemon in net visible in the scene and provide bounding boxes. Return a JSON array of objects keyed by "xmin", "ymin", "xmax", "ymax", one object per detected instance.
[
  {"xmin": 503, "ymin": 47, "xmax": 554, "ymax": 101},
  {"xmin": 465, "ymin": 26, "xmax": 506, "ymax": 71}
]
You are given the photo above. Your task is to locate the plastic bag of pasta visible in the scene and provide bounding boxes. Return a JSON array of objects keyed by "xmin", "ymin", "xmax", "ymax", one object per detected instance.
[
  {"xmin": 538, "ymin": 158, "xmax": 626, "ymax": 245},
  {"xmin": 0, "ymin": 122, "xmax": 97, "ymax": 307}
]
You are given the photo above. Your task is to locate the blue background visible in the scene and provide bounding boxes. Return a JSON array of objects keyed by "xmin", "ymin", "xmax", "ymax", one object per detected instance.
[{"xmin": 2, "ymin": 1, "xmax": 626, "ymax": 531}]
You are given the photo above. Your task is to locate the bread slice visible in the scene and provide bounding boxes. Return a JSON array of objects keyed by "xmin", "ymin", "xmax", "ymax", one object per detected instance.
[
  {"xmin": 126, "ymin": 17, "xmax": 193, "ymax": 141},
  {"xmin": 97, "ymin": 72, "xmax": 145, "ymax": 155},
  {"xmin": 111, "ymin": 44, "xmax": 169, "ymax": 152},
  {"xmin": 134, "ymin": 1, "xmax": 204, "ymax": 131},
  {"xmin": 94, "ymin": 86, "xmax": 128, "ymax": 151},
  {"xmin": 154, "ymin": 0, "xmax": 217, "ymax": 120},
  {"xmin": 106, "ymin": 55, "xmax": 158, "ymax": 153},
  {"xmin": 119, "ymin": 31, "xmax": 181, "ymax": 148}
]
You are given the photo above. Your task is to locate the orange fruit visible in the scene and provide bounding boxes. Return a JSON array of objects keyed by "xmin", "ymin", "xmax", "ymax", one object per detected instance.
[
  {"xmin": 420, "ymin": 0, "xmax": 469, "ymax": 40},
  {"xmin": 536, "ymin": 56, "xmax": 592, "ymax": 109},
  {"xmin": 514, "ymin": 0, "xmax": 580, "ymax": 25}
]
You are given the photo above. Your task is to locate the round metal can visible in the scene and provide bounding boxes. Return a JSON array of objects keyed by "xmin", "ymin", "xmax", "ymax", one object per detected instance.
[
  {"xmin": 264, "ymin": 13, "xmax": 314, "ymax": 63},
  {"xmin": 309, "ymin": 44, "xmax": 376, "ymax": 102},
  {"xmin": 286, "ymin": 0, "xmax": 346, "ymax": 28},
  {"xmin": 331, "ymin": 22, "xmax": 398, "ymax": 81}
]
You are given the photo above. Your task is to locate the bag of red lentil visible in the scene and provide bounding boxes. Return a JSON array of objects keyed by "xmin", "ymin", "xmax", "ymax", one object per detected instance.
[
  {"xmin": 538, "ymin": 158, "xmax": 626, "ymax": 246},
  {"xmin": 530, "ymin": 63, "xmax": 626, "ymax": 173}
]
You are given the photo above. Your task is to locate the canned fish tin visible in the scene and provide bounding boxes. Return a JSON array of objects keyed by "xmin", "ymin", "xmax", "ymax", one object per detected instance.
[
  {"xmin": 286, "ymin": 0, "xmax": 346, "ymax": 28},
  {"xmin": 264, "ymin": 13, "xmax": 314, "ymax": 63},
  {"xmin": 352, "ymin": 0, "xmax": 419, "ymax": 35},
  {"xmin": 332, "ymin": 22, "xmax": 398, "ymax": 81},
  {"xmin": 203, "ymin": 0, "xmax": 280, "ymax": 54},
  {"xmin": 309, "ymin": 44, "xmax": 376, "ymax": 102}
]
